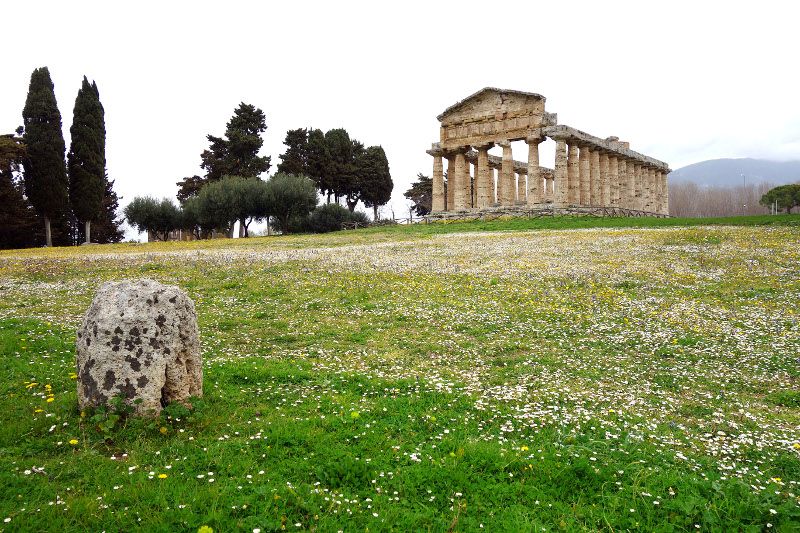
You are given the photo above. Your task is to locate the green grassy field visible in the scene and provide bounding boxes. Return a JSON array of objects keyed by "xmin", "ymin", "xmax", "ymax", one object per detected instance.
[{"xmin": 1, "ymin": 215, "xmax": 799, "ymax": 531}]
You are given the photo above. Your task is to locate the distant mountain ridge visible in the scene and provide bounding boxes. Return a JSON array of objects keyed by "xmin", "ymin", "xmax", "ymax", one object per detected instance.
[{"xmin": 669, "ymin": 158, "xmax": 800, "ymax": 188}]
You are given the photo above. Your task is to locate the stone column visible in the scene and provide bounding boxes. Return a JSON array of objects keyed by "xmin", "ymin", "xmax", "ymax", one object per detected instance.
[
  {"xmin": 608, "ymin": 156, "xmax": 619, "ymax": 207},
  {"xmin": 567, "ymin": 143, "xmax": 579, "ymax": 205},
  {"xmin": 489, "ymin": 166, "xmax": 496, "ymax": 205},
  {"xmin": 446, "ymin": 155, "xmax": 456, "ymax": 210},
  {"xmin": 553, "ymin": 136, "xmax": 569, "ymax": 206},
  {"xmin": 655, "ymin": 170, "xmax": 664, "ymax": 214},
  {"xmin": 431, "ymin": 150, "xmax": 444, "ymax": 212},
  {"xmin": 579, "ymin": 146, "xmax": 590, "ymax": 206},
  {"xmin": 517, "ymin": 172, "xmax": 527, "ymax": 204},
  {"xmin": 651, "ymin": 168, "xmax": 659, "ymax": 213},
  {"xmin": 499, "ymin": 142, "xmax": 514, "ymax": 206},
  {"xmin": 590, "ymin": 150, "xmax": 600, "ymax": 206},
  {"xmin": 644, "ymin": 167, "xmax": 654, "ymax": 212},
  {"xmin": 599, "ymin": 152, "xmax": 609, "ymax": 206},
  {"xmin": 526, "ymin": 136, "xmax": 543, "ymax": 206},
  {"xmin": 640, "ymin": 167, "xmax": 649, "ymax": 212},
  {"xmin": 661, "ymin": 171, "xmax": 669, "ymax": 215},
  {"xmin": 453, "ymin": 150, "xmax": 467, "ymax": 210},
  {"xmin": 632, "ymin": 163, "xmax": 641, "ymax": 211},
  {"xmin": 476, "ymin": 145, "xmax": 492, "ymax": 209},
  {"xmin": 618, "ymin": 159, "xmax": 628, "ymax": 208},
  {"xmin": 470, "ymin": 162, "xmax": 476, "ymax": 208}
]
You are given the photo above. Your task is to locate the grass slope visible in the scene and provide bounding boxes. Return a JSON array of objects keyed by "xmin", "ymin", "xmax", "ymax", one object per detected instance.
[{"xmin": 0, "ymin": 217, "xmax": 799, "ymax": 531}]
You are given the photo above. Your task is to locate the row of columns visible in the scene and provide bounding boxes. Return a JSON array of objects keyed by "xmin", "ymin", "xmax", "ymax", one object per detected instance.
[{"xmin": 432, "ymin": 138, "xmax": 668, "ymax": 214}]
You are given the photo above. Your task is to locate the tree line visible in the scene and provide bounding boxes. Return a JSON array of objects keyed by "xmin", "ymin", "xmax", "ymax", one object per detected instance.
[
  {"xmin": 1, "ymin": 67, "xmax": 122, "ymax": 248},
  {"xmin": 128, "ymin": 103, "xmax": 382, "ymax": 240},
  {"xmin": 126, "ymin": 173, "xmax": 365, "ymax": 240},
  {"xmin": 276, "ymin": 127, "xmax": 392, "ymax": 220},
  {"xmin": 3, "ymin": 67, "xmax": 394, "ymax": 249}
]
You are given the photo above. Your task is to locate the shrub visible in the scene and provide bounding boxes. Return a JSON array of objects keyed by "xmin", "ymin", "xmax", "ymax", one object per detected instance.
[
  {"xmin": 307, "ymin": 203, "xmax": 368, "ymax": 233},
  {"xmin": 123, "ymin": 196, "xmax": 181, "ymax": 241}
]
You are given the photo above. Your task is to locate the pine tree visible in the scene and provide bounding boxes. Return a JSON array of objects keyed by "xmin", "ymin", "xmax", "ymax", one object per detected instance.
[
  {"xmin": 357, "ymin": 145, "xmax": 393, "ymax": 219},
  {"xmin": 68, "ymin": 77, "xmax": 106, "ymax": 243},
  {"xmin": 200, "ymin": 103, "xmax": 271, "ymax": 180},
  {"xmin": 404, "ymin": 173, "xmax": 432, "ymax": 216},
  {"xmin": 176, "ymin": 175, "xmax": 206, "ymax": 205},
  {"xmin": 276, "ymin": 128, "xmax": 309, "ymax": 176},
  {"xmin": 22, "ymin": 67, "xmax": 69, "ymax": 246}
]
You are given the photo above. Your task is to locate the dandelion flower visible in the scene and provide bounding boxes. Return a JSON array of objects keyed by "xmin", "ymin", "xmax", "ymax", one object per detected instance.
[
  {"xmin": 69, "ymin": 439, "xmax": 79, "ymax": 445},
  {"xmin": 158, "ymin": 474, "xmax": 168, "ymax": 479}
]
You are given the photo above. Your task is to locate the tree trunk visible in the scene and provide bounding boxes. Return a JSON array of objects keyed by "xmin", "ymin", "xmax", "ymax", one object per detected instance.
[
  {"xmin": 373, "ymin": 205, "xmax": 378, "ymax": 221},
  {"xmin": 238, "ymin": 218, "xmax": 245, "ymax": 237},
  {"xmin": 327, "ymin": 192, "xmax": 331, "ymax": 204},
  {"xmin": 85, "ymin": 221, "xmax": 91, "ymax": 244},
  {"xmin": 346, "ymin": 198, "xmax": 357, "ymax": 212},
  {"xmin": 44, "ymin": 216, "xmax": 52, "ymax": 247},
  {"xmin": 267, "ymin": 218, "xmax": 271, "ymax": 236}
]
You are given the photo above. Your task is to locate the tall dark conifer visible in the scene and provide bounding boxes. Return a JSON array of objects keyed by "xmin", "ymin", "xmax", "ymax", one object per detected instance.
[
  {"xmin": 0, "ymin": 132, "xmax": 40, "ymax": 248},
  {"xmin": 324, "ymin": 128, "xmax": 354, "ymax": 204},
  {"xmin": 22, "ymin": 67, "xmax": 69, "ymax": 246},
  {"xmin": 276, "ymin": 128, "xmax": 309, "ymax": 176},
  {"xmin": 68, "ymin": 77, "xmax": 106, "ymax": 243},
  {"xmin": 199, "ymin": 102, "xmax": 271, "ymax": 180},
  {"xmin": 306, "ymin": 128, "xmax": 330, "ymax": 200},
  {"xmin": 358, "ymin": 145, "xmax": 393, "ymax": 219},
  {"xmin": 404, "ymin": 173, "xmax": 432, "ymax": 216},
  {"xmin": 91, "ymin": 174, "xmax": 124, "ymax": 243}
]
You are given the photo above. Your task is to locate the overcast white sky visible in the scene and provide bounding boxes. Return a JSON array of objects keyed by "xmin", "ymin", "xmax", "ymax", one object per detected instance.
[{"xmin": 3, "ymin": 0, "xmax": 799, "ymax": 230}]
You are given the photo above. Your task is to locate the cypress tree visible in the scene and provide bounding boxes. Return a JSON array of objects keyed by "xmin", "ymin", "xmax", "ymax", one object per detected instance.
[
  {"xmin": 22, "ymin": 67, "xmax": 69, "ymax": 247},
  {"xmin": 324, "ymin": 128, "xmax": 354, "ymax": 204},
  {"xmin": 358, "ymin": 145, "xmax": 393, "ymax": 219},
  {"xmin": 68, "ymin": 77, "xmax": 106, "ymax": 243},
  {"xmin": 91, "ymin": 173, "xmax": 124, "ymax": 243}
]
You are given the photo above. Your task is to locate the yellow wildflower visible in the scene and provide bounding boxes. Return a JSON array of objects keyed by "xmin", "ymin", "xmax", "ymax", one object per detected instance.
[
  {"xmin": 160, "ymin": 427, "xmax": 168, "ymax": 434},
  {"xmin": 198, "ymin": 527, "xmax": 213, "ymax": 533},
  {"xmin": 69, "ymin": 439, "xmax": 78, "ymax": 445},
  {"xmin": 46, "ymin": 398, "xmax": 54, "ymax": 403},
  {"xmin": 158, "ymin": 473, "xmax": 168, "ymax": 479}
]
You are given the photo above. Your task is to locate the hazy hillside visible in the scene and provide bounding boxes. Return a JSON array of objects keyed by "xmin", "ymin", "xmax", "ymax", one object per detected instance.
[{"xmin": 669, "ymin": 158, "xmax": 800, "ymax": 187}]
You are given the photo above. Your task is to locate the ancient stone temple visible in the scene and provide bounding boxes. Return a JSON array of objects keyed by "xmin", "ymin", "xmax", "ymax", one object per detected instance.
[{"xmin": 427, "ymin": 88, "xmax": 671, "ymax": 215}]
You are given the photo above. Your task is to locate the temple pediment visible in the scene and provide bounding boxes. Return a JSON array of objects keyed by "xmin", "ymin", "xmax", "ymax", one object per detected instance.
[{"xmin": 437, "ymin": 87, "xmax": 546, "ymax": 125}]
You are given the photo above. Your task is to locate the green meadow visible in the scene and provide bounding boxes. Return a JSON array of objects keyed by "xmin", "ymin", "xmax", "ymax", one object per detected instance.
[{"xmin": 1, "ymin": 215, "xmax": 799, "ymax": 531}]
